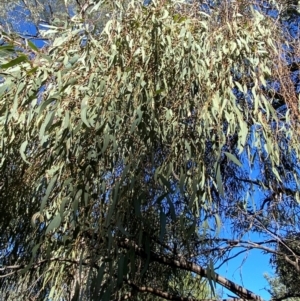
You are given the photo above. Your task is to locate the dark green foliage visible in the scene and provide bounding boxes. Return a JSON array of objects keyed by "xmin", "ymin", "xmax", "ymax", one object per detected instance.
[{"xmin": 272, "ymin": 233, "xmax": 300, "ymax": 296}]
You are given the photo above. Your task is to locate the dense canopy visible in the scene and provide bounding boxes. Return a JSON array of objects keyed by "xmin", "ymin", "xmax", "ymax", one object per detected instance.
[{"xmin": 0, "ymin": 0, "xmax": 300, "ymax": 300}]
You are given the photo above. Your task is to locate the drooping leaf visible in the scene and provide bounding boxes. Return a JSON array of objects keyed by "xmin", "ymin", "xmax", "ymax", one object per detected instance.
[
  {"xmin": 27, "ymin": 40, "xmax": 39, "ymax": 52},
  {"xmin": 1, "ymin": 55, "xmax": 28, "ymax": 69},
  {"xmin": 224, "ymin": 152, "xmax": 242, "ymax": 167},
  {"xmin": 46, "ymin": 213, "xmax": 62, "ymax": 234}
]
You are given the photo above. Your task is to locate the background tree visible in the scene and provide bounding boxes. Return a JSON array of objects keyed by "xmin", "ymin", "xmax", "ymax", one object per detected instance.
[
  {"xmin": 270, "ymin": 233, "xmax": 300, "ymax": 299},
  {"xmin": 0, "ymin": 0, "xmax": 300, "ymax": 300},
  {"xmin": 264, "ymin": 274, "xmax": 300, "ymax": 301}
]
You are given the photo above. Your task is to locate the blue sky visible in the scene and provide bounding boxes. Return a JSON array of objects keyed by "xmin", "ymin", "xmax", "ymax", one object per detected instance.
[
  {"xmin": 213, "ymin": 204, "xmax": 274, "ymax": 300},
  {"xmin": 216, "ymin": 246, "xmax": 272, "ymax": 300},
  {"xmin": 213, "ymin": 157, "xmax": 280, "ymax": 300}
]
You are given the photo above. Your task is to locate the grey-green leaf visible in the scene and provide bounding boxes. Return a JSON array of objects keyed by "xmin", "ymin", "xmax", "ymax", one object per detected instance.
[{"xmin": 46, "ymin": 213, "xmax": 62, "ymax": 234}]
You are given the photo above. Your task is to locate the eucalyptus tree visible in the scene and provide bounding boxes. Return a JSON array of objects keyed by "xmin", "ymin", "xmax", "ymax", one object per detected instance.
[{"xmin": 0, "ymin": 0, "xmax": 300, "ymax": 300}]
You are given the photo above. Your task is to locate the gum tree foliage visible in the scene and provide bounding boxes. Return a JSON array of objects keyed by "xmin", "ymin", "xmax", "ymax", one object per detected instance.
[{"xmin": 0, "ymin": 0, "xmax": 300, "ymax": 300}]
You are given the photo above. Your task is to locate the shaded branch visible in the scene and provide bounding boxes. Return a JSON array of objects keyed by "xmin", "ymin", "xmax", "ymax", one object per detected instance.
[
  {"xmin": 125, "ymin": 278, "xmax": 252, "ymax": 301},
  {"xmin": 118, "ymin": 239, "xmax": 264, "ymax": 301}
]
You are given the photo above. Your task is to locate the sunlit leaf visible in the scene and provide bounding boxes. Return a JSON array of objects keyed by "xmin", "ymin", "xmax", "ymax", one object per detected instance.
[
  {"xmin": 20, "ymin": 140, "xmax": 30, "ymax": 164},
  {"xmin": 224, "ymin": 152, "xmax": 242, "ymax": 167}
]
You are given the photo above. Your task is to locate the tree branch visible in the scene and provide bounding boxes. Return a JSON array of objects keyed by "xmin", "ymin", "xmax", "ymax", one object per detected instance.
[
  {"xmin": 125, "ymin": 278, "xmax": 256, "ymax": 301},
  {"xmin": 118, "ymin": 239, "xmax": 264, "ymax": 301}
]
